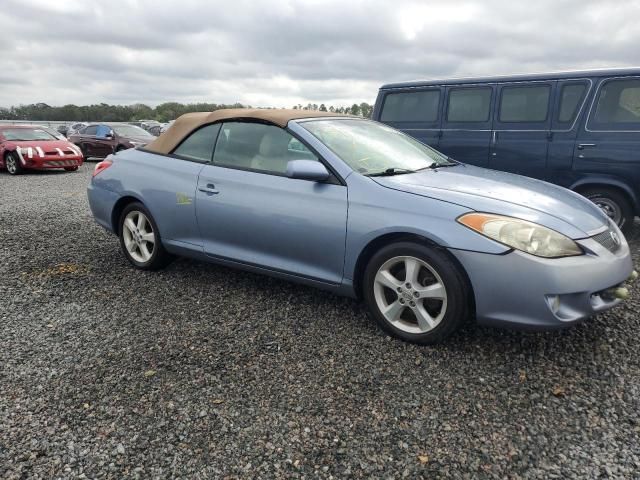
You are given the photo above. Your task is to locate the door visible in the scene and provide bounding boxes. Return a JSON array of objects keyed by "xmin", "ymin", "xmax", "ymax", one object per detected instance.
[
  {"xmin": 196, "ymin": 121, "xmax": 348, "ymax": 284},
  {"xmin": 574, "ymin": 77, "xmax": 640, "ymax": 192},
  {"xmin": 438, "ymin": 84, "xmax": 495, "ymax": 167},
  {"xmin": 78, "ymin": 124, "xmax": 98, "ymax": 156},
  {"xmin": 378, "ymin": 88, "xmax": 443, "ymax": 148},
  {"xmin": 490, "ymin": 81, "xmax": 554, "ymax": 179},
  {"xmin": 94, "ymin": 125, "xmax": 115, "ymax": 158},
  {"xmin": 546, "ymin": 79, "xmax": 591, "ymax": 187}
]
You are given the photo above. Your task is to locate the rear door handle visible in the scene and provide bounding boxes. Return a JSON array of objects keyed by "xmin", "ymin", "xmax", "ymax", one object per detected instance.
[
  {"xmin": 577, "ymin": 143, "xmax": 597, "ymax": 150},
  {"xmin": 198, "ymin": 183, "xmax": 219, "ymax": 195}
]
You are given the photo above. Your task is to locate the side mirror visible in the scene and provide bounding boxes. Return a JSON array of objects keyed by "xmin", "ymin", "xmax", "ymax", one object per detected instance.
[
  {"xmin": 105, "ymin": 131, "xmax": 114, "ymax": 139},
  {"xmin": 286, "ymin": 159, "xmax": 330, "ymax": 182}
]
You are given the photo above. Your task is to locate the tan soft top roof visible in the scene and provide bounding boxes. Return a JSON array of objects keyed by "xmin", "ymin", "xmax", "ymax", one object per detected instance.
[{"xmin": 145, "ymin": 108, "xmax": 352, "ymax": 155}]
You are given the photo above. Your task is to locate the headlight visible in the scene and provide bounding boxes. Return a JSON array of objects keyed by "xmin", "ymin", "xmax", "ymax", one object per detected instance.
[{"xmin": 457, "ymin": 213, "xmax": 583, "ymax": 258}]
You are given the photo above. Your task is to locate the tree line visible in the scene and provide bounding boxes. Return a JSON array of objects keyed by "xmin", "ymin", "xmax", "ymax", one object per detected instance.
[{"xmin": 0, "ymin": 101, "xmax": 373, "ymax": 123}]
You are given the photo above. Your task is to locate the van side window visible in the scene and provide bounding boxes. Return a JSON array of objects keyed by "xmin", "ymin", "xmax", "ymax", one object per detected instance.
[
  {"xmin": 499, "ymin": 85, "xmax": 550, "ymax": 122},
  {"xmin": 446, "ymin": 87, "xmax": 491, "ymax": 122},
  {"xmin": 380, "ymin": 90, "xmax": 440, "ymax": 122},
  {"xmin": 172, "ymin": 123, "xmax": 221, "ymax": 163},
  {"xmin": 590, "ymin": 78, "xmax": 640, "ymax": 129},
  {"xmin": 557, "ymin": 83, "xmax": 587, "ymax": 123}
]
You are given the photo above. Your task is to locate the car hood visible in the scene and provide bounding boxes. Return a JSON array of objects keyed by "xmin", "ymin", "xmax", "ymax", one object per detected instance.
[{"xmin": 372, "ymin": 164, "xmax": 608, "ymax": 238}]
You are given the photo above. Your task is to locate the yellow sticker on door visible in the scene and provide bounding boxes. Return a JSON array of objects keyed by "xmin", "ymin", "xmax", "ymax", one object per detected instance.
[{"xmin": 176, "ymin": 193, "xmax": 192, "ymax": 205}]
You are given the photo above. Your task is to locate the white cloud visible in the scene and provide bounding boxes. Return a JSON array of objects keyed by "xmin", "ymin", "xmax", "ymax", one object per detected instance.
[{"xmin": 0, "ymin": 0, "xmax": 638, "ymax": 108}]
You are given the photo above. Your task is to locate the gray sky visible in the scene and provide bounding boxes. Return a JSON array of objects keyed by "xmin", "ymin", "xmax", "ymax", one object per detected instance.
[{"xmin": 1, "ymin": 0, "xmax": 638, "ymax": 108}]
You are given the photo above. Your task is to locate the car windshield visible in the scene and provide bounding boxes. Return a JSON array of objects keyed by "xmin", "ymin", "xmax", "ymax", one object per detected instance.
[
  {"xmin": 1, "ymin": 128, "xmax": 58, "ymax": 141},
  {"xmin": 112, "ymin": 125, "xmax": 153, "ymax": 137},
  {"xmin": 301, "ymin": 119, "xmax": 454, "ymax": 176}
]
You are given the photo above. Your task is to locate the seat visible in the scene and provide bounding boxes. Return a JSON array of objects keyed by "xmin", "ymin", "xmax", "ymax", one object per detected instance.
[{"xmin": 251, "ymin": 130, "xmax": 291, "ymax": 174}]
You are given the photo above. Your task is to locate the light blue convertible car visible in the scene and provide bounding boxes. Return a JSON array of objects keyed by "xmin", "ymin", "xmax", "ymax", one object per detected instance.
[{"xmin": 87, "ymin": 109, "xmax": 635, "ymax": 344}]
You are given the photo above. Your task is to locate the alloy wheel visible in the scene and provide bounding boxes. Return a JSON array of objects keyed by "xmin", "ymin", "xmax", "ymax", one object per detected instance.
[
  {"xmin": 373, "ymin": 255, "xmax": 448, "ymax": 334},
  {"xmin": 6, "ymin": 156, "xmax": 17, "ymax": 174},
  {"xmin": 122, "ymin": 210, "xmax": 156, "ymax": 263}
]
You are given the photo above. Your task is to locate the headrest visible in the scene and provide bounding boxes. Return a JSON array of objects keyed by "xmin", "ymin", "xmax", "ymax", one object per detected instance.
[{"xmin": 258, "ymin": 130, "xmax": 290, "ymax": 157}]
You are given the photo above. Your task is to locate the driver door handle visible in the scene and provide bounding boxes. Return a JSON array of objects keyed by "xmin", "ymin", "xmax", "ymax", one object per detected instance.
[
  {"xmin": 198, "ymin": 183, "xmax": 219, "ymax": 195},
  {"xmin": 577, "ymin": 143, "xmax": 597, "ymax": 150}
]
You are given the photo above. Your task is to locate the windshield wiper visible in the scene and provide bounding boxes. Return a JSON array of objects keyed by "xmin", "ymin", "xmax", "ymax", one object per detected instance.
[{"xmin": 367, "ymin": 167, "xmax": 418, "ymax": 177}]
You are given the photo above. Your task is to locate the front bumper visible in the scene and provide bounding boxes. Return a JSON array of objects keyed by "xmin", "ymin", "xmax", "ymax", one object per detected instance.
[
  {"xmin": 19, "ymin": 156, "xmax": 83, "ymax": 169},
  {"xmin": 451, "ymin": 236, "xmax": 633, "ymax": 330}
]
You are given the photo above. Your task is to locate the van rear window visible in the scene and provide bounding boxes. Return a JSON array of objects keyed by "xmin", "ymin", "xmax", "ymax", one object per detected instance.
[
  {"xmin": 499, "ymin": 85, "xmax": 550, "ymax": 123},
  {"xmin": 590, "ymin": 78, "xmax": 640, "ymax": 130},
  {"xmin": 380, "ymin": 90, "xmax": 440, "ymax": 122}
]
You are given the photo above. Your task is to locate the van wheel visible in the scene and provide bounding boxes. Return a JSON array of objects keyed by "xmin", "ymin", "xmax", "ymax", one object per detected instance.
[
  {"xmin": 363, "ymin": 242, "xmax": 470, "ymax": 345},
  {"xmin": 119, "ymin": 202, "xmax": 173, "ymax": 270},
  {"xmin": 582, "ymin": 188, "xmax": 634, "ymax": 234}
]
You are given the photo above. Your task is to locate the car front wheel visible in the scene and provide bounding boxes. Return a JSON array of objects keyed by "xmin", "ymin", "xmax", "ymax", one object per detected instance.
[
  {"xmin": 119, "ymin": 202, "xmax": 173, "ymax": 270},
  {"xmin": 4, "ymin": 152, "xmax": 23, "ymax": 175},
  {"xmin": 363, "ymin": 242, "xmax": 470, "ymax": 345}
]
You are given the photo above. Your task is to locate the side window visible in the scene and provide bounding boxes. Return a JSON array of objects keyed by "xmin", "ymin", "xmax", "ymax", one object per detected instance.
[
  {"xmin": 446, "ymin": 87, "xmax": 492, "ymax": 122},
  {"xmin": 380, "ymin": 90, "xmax": 440, "ymax": 122},
  {"xmin": 172, "ymin": 123, "xmax": 221, "ymax": 163},
  {"xmin": 83, "ymin": 125, "xmax": 98, "ymax": 135},
  {"xmin": 590, "ymin": 78, "xmax": 640, "ymax": 130},
  {"xmin": 213, "ymin": 122, "xmax": 318, "ymax": 175},
  {"xmin": 499, "ymin": 85, "xmax": 551, "ymax": 122},
  {"xmin": 288, "ymin": 137, "xmax": 316, "ymax": 159},
  {"xmin": 96, "ymin": 125, "xmax": 111, "ymax": 137},
  {"xmin": 557, "ymin": 83, "xmax": 587, "ymax": 123}
]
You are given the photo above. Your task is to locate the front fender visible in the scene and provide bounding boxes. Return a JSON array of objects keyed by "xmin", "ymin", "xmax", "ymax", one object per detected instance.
[{"xmin": 343, "ymin": 175, "xmax": 512, "ymax": 282}]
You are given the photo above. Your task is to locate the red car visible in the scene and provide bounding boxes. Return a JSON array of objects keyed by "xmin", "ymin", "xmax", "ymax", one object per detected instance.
[{"xmin": 0, "ymin": 125, "xmax": 84, "ymax": 175}]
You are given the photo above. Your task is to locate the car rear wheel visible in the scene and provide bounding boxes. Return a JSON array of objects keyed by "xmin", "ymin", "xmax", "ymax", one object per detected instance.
[
  {"xmin": 363, "ymin": 242, "xmax": 470, "ymax": 345},
  {"xmin": 119, "ymin": 202, "xmax": 173, "ymax": 270},
  {"xmin": 5, "ymin": 152, "xmax": 23, "ymax": 175},
  {"xmin": 582, "ymin": 188, "xmax": 634, "ymax": 234}
]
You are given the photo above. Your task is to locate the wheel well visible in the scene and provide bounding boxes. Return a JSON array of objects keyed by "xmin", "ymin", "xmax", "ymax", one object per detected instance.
[
  {"xmin": 111, "ymin": 196, "xmax": 140, "ymax": 233},
  {"xmin": 573, "ymin": 183, "xmax": 635, "ymax": 211},
  {"xmin": 352, "ymin": 233, "xmax": 475, "ymax": 314}
]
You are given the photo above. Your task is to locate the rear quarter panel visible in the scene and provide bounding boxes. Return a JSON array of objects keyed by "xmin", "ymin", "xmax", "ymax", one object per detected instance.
[{"xmin": 90, "ymin": 150, "xmax": 205, "ymax": 246}]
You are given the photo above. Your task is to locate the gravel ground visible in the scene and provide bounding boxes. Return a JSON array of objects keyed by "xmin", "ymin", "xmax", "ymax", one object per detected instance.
[{"xmin": 1, "ymin": 164, "xmax": 640, "ymax": 479}]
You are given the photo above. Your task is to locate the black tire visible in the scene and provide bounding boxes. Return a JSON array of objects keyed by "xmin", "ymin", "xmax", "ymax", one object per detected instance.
[
  {"xmin": 363, "ymin": 242, "xmax": 470, "ymax": 345},
  {"xmin": 118, "ymin": 202, "xmax": 173, "ymax": 270},
  {"xmin": 64, "ymin": 166, "xmax": 79, "ymax": 172},
  {"xmin": 4, "ymin": 152, "xmax": 23, "ymax": 175},
  {"xmin": 76, "ymin": 144, "xmax": 86, "ymax": 157},
  {"xmin": 582, "ymin": 187, "xmax": 634, "ymax": 234}
]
